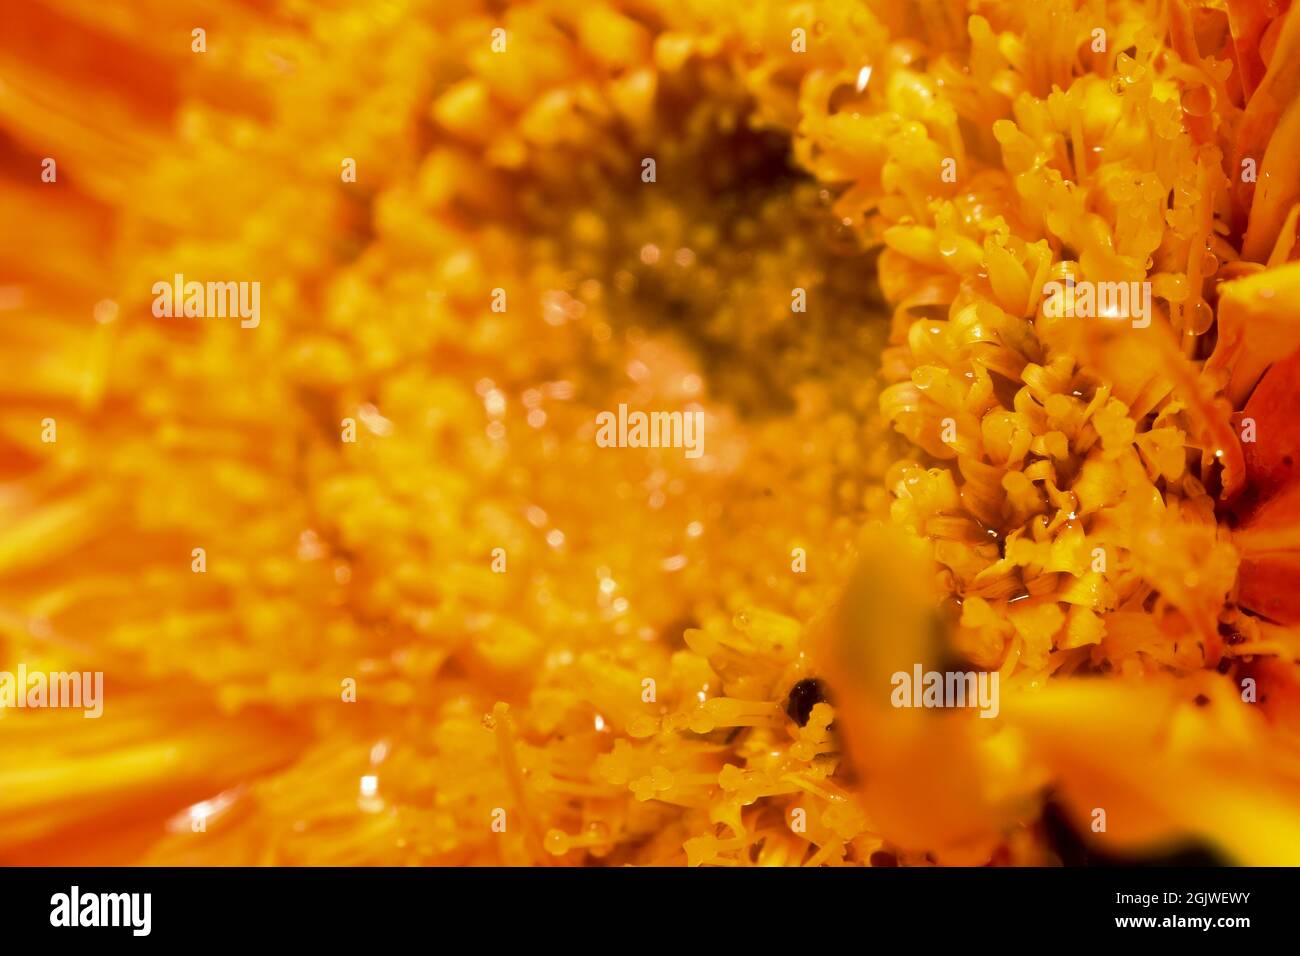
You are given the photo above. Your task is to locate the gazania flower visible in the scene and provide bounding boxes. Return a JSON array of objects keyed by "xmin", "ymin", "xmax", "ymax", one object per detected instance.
[{"xmin": 1, "ymin": 0, "xmax": 1299, "ymax": 867}]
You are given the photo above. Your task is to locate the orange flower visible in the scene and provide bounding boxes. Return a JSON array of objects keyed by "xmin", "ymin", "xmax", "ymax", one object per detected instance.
[{"xmin": 2, "ymin": 0, "xmax": 1300, "ymax": 868}]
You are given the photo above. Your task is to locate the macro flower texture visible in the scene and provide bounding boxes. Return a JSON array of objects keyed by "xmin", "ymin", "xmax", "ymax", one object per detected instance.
[{"xmin": 3, "ymin": 0, "xmax": 1300, "ymax": 868}]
